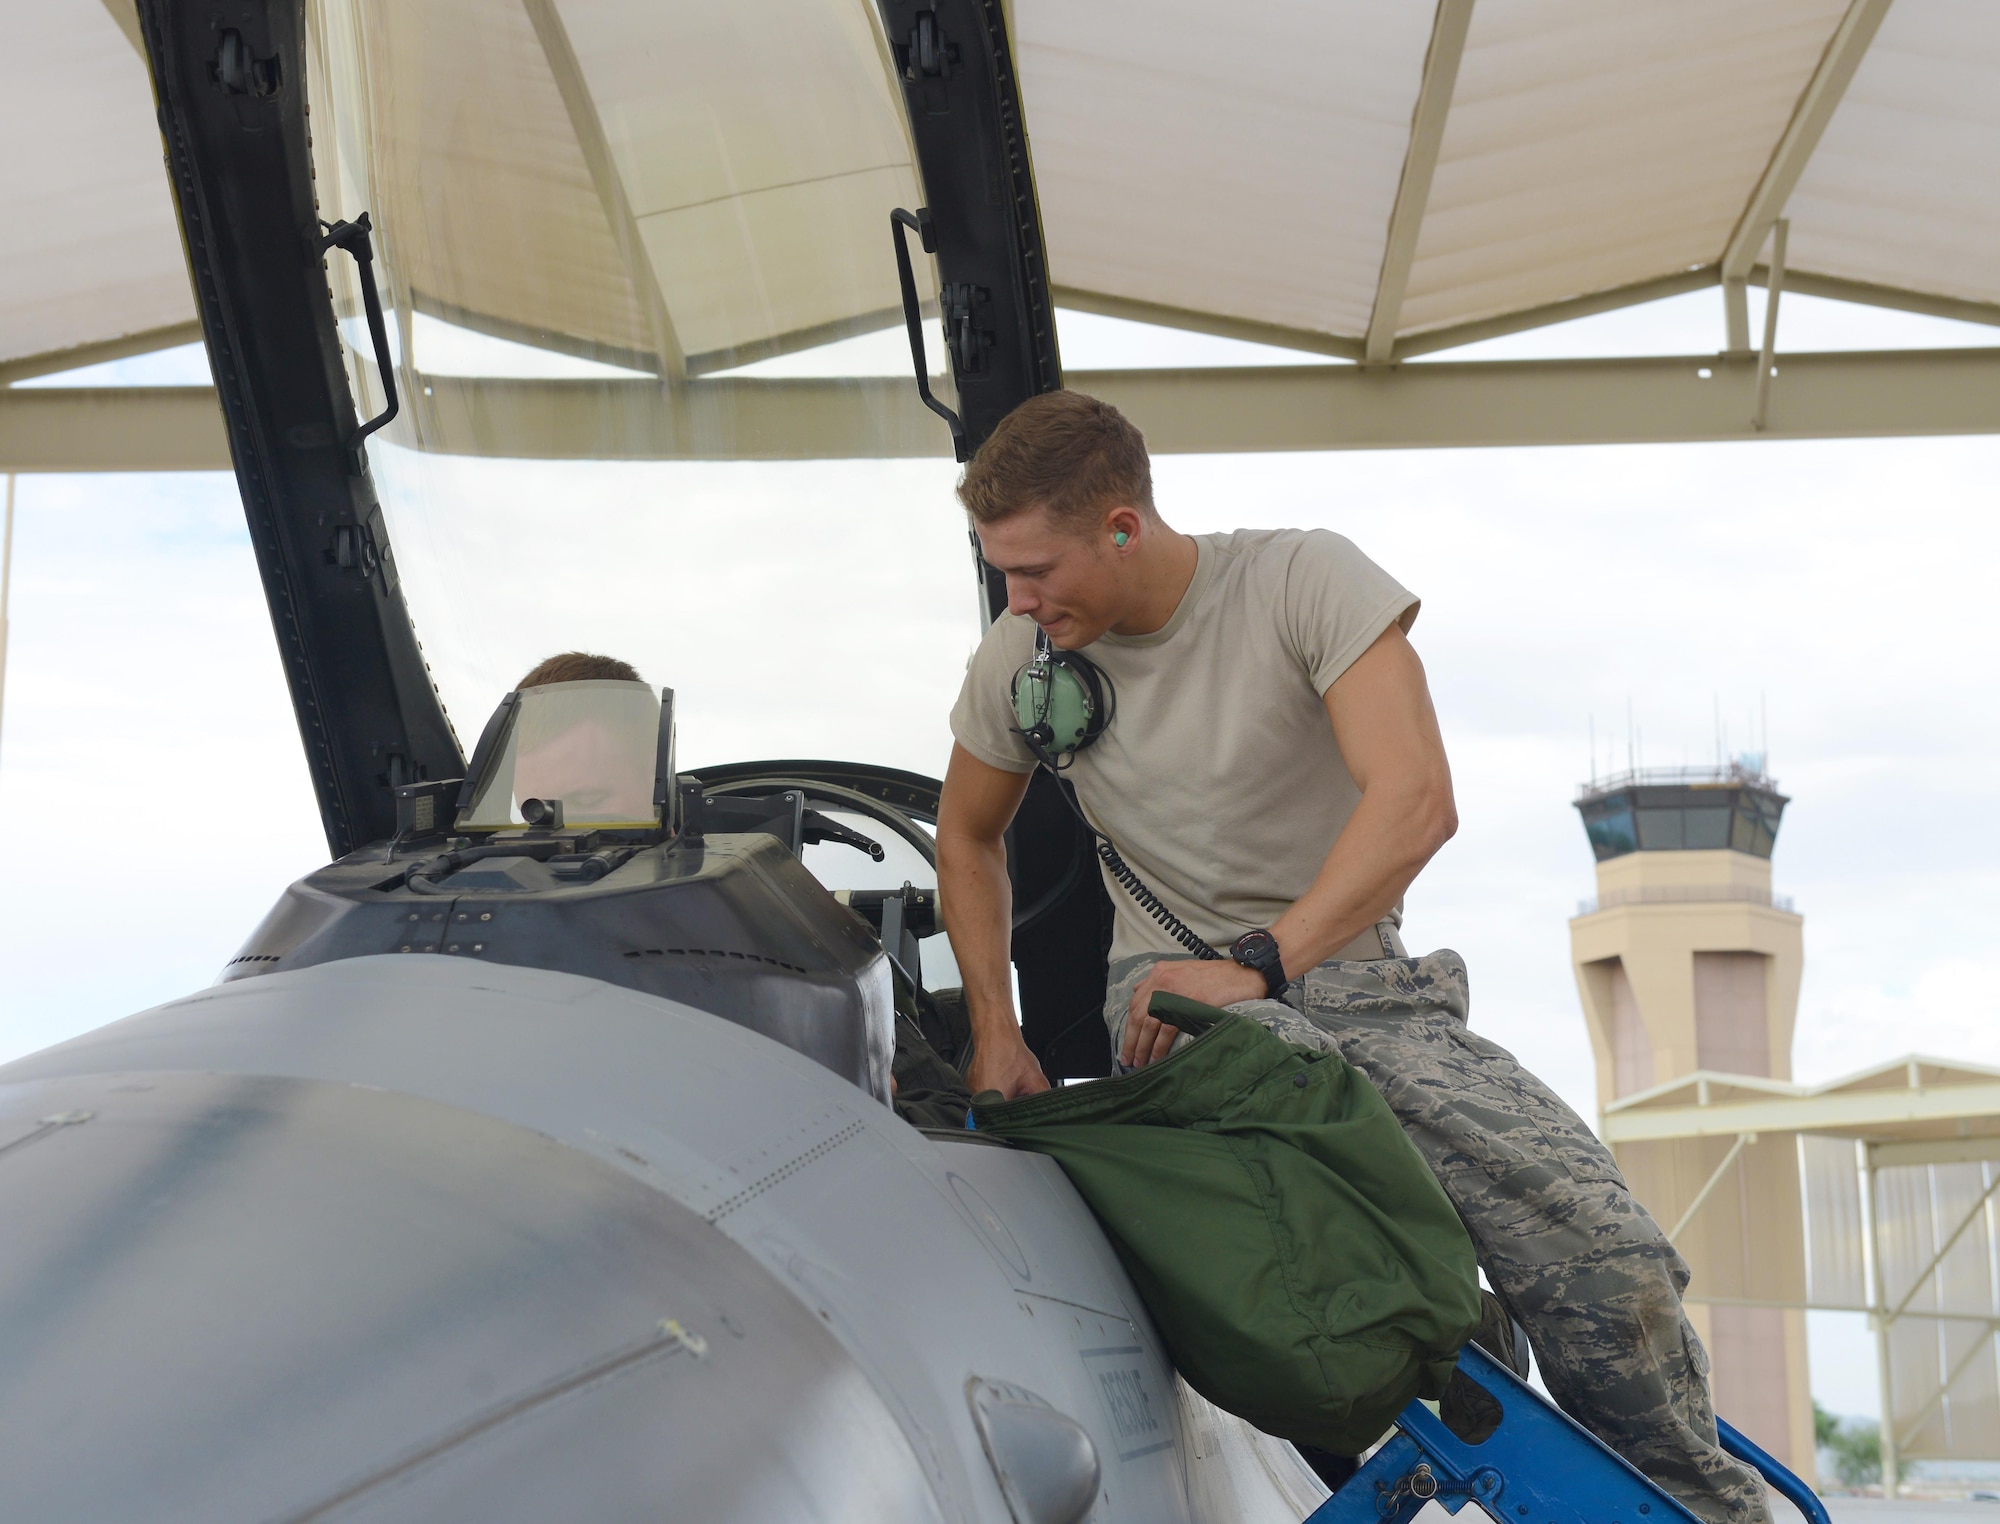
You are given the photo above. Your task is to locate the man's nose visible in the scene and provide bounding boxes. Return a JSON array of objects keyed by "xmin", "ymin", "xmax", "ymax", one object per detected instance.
[{"xmin": 1006, "ymin": 578, "xmax": 1036, "ymax": 618}]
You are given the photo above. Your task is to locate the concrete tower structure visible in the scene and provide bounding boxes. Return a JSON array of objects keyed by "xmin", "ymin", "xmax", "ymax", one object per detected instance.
[{"xmin": 1568, "ymin": 763, "xmax": 1815, "ymax": 1479}]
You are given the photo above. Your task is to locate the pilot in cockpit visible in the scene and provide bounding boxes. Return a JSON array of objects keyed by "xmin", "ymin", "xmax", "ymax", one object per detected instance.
[
  {"xmin": 499, "ymin": 654, "xmax": 965, "ymax": 1119},
  {"xmin": 459, "ymin": 652, "xmax": 663, "ymax": 831}
]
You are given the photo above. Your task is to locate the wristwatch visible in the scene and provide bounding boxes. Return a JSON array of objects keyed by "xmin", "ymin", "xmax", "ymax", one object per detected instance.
[{"xmin": 1229, "ymin": 929, "xmax": 1288, "ymax": 998}]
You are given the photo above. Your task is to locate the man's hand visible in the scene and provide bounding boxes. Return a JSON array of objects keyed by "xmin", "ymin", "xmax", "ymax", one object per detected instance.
[
  {"xmin": 1120, "ymin": 958, "xmax": 1263, "ymax": 1068},
  {"xmin": 966, "ymin": 1030, "xmax": 1052, "ymax": 1098}
]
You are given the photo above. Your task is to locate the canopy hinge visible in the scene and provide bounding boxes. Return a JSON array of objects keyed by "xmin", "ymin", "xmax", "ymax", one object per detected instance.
[
  {"xmin": 210, "ymin": 30, "xmax": 282, "ymax": 98},
  {"xmin": 943, "ymin": 282, "xmax": 992, "ymax": 376},
  {"xmin": 900, "ymin": 10, "xmax": 957, "ymax": 80}
]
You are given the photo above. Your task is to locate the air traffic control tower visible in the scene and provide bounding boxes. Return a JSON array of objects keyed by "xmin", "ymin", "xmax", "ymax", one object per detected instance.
[{"xmin": 1568, "ymin": 762, "xmax": 1814, "ymax": 1479}]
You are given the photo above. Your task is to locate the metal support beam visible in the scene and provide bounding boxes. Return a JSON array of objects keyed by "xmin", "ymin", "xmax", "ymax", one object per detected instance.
[
  {"xmin": 1721, "ymin": 0, "xmax": 1894, "ymax": 349},
  {"xmin": 1753, "ymin": 220, "xmax": 1788, "ymax": 431},
  {"xmin": 1064, "ymin": 257, "xmax": 2000, "ymax": 367},
  {"xmin": 1682, "ymin": 1301, "xmax": 2000, "ymax": 1332},
  {"xmin": 17, "ymin": 343, "xmax": 2000, "ymax": 468},
  {"xmin": 1872, "ymin": 1137, "xmax": 2000, "ymax": 1169},
  {"xmin": 1085, "ymin": 348, "xmax": 2000, "ymax": 453},
  {"xmin": 1683, "ymin": 1294, "xmax": 1856, "ymax": 1313},
  {"xmin": 406, "ymin": 291, "xmax": 661, "ymax": 378},
  {"xmin": 1604, "ymin": 1072, "xmax": 2000, "ymax": 1143},
  {"xmin": 521, "ymin": 0, "xmax": 686, "ymax": 382},
  {"xmin": 1364, "ymin": 0, "xmax": 1476, "ymax": 364},
  {"xmin": 1760, "ymin": 267, "xmax": 2000, "ymax": 331},
  {"xmin": 0, "ymin": 387, "xmax": 229, "ymax": 471},
  {"xmin": 1392, "ymin": 268, "xmax": 1719, "ymax": 360},
  {"xmin": 1669, "ymin": 1133, "xmax": 1754, "ymax": 1242},
  {"xmin": 1052, "ymin": 286, "xmax": 1363, "ymax": 362},
  {"xmin": 0, "ymin": 322, "xmax": 205, "ymax": 387},
  {"xmin": 390, "ymin": 374, "xmax": 943, "ymax": 461}
]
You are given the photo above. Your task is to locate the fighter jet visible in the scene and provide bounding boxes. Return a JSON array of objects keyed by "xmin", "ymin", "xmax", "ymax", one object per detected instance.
[
  {"xmin": 0, "ymin": 0, "xmax": 1892, "ymax": 1518},
  {"xmin": 0, "ymin": 4, "xmax": 1316, "ymax": 1519}
]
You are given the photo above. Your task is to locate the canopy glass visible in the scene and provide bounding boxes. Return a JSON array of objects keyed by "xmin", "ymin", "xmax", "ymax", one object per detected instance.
[{"xmin": 300, "ymin": 0, "xmax": 971, "ymax": 762}]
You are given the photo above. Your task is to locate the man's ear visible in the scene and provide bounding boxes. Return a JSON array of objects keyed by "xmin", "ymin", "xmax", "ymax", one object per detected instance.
[{"xmin": 1104, "ymin": 503, "xmax": 1144, "ymax": 551}]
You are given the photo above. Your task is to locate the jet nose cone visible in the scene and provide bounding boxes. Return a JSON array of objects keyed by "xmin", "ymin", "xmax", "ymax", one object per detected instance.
[{"xmin": 0, "ymin": 1071, "xmax": 941, "ymax": 1524}]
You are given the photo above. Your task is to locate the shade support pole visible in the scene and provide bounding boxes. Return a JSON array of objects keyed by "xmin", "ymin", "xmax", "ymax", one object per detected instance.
[
  {"xmin": 1753, "ymin": 220, "xmax": 1788, "ymax": 431},
  {"xmin": 1721, "ymin": 0, "xmax": 1894, "ymax": 349},
  {"xmin": 1363, "ymin": 0, "xmax": 1475, "ymax": 364}
]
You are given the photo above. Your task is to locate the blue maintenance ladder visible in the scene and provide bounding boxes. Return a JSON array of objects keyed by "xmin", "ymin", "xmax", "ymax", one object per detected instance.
[{"xmin": 1304, "ymin": 1344, "xmax": 1831, "ymax": 1524}]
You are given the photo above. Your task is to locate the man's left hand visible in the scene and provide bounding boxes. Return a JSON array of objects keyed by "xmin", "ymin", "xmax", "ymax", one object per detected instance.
[{"xmin": 1120, "ymin": 958, "xmax": 1266, "ymax": 1069}]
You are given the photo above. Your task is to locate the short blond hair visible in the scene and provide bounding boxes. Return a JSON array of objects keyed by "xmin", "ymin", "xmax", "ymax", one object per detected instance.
[{"xmin": 957, "ymin": 390, "xmax": 1153, "ymax": 531}]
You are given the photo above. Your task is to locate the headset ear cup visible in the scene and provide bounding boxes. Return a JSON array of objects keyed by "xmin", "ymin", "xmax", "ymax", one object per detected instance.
[
  {"xmin": 1051, "ymin": 651, "xmax": 1111, "ymax": 752},
  {"xmin": 1012, "ymin": 644, "xmax": 1113, "ymax": 761},
  {"xmin": 1072, "ymin": 654, "xmax": 1108, "ymax": 748}
]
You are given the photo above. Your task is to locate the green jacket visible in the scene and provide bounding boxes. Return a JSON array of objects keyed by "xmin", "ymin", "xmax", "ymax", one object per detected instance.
[{"xmin": 971, "ymin": 995, "xmax": 1482, "ymax": 1455}]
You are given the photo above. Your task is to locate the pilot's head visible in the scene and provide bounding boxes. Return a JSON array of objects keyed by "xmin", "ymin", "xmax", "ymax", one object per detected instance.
[
  {"xmin": 517, "ymin": 652, "xmax": 644, "ymax": 688},
  {"xmin": 512, "ymin": 652, "xmax": 656, "ymax": 823}
]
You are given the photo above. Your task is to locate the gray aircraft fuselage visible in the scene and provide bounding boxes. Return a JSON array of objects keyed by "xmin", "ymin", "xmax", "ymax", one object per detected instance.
[{"xmin": 0, "ymin": 822, "xmax": 1309, "ymax": 1522}]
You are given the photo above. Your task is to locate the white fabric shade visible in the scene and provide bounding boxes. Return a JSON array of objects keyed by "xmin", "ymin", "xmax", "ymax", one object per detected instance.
[
  {"xmin": 1787, "ymin": 0, "xmax": 2000, "ymax": 307},
  {"xmin": 1395, "ymin": 0, "xmax": 1853, "ymax": 334},
  {"xmin": 6, "ymin": 0, "xmax": 2000, "ymax": 373},
  {"xmin": 1, "ymin": 0, "xmax": 197, "ymax": 368}
]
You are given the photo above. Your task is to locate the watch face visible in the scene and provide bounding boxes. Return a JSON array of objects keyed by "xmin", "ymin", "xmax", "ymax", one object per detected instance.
[{"xmin": 1231, "ymin": 930, "xmax": 1277, "ymax": 965}]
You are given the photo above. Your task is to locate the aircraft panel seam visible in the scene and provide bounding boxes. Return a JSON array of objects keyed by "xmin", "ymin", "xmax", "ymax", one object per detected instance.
[{"xmin": 705, "ymin": 1120, "xmax": 867, "ymax": 1221}]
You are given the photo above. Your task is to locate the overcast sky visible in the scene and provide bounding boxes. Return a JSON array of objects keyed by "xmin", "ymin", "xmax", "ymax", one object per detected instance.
[{"xmin": 3, "ymin": 287, "xmax": 1995, "ymax": 1418}]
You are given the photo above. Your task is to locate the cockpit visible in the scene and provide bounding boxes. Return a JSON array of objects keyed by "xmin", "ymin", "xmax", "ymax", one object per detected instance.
[{"xmin": 224, "ymin": 667, "xmax": 972, "ymax": 1107}]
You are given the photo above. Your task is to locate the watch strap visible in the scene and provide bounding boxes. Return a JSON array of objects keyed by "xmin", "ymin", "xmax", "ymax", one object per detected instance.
[{"xmin": 1230, "ymin": 930, "xmax": 1288, "ymax": 998}]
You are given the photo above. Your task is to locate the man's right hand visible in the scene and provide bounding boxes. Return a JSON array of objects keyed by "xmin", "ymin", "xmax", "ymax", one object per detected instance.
[{"xmin": 966, "ymin": 1032, "xmax": 1052, "ymax": 1099}]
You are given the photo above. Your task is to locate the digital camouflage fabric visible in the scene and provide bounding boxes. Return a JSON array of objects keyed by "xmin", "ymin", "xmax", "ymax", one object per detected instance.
[{"xmin": 972, "ymin": 994, "xmax": 1482, "ymax": 1455}]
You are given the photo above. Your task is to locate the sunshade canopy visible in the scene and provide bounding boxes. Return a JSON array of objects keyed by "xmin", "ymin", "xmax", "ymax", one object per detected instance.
[{"xmin": 5, "ymin": 0, "xmax": 2000, "ymax": 461}]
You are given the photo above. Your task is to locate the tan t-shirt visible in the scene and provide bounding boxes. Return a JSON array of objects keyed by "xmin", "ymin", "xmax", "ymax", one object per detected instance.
[{"xmin": 950, "ymin": 528, "xmax": 1419, "ymax": 964}]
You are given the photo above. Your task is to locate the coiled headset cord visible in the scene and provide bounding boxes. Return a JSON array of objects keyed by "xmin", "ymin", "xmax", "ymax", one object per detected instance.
[
  {"xmin": 1016, "ymin": 726, "xmax": 1222, "ymax": 961},
  {"xmin": 1094, "ymin": 833, "xmax": 1222, "ymax": 961}
]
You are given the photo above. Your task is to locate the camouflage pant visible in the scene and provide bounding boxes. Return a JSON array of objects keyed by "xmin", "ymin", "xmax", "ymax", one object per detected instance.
[{"xmin": 1105, "ymin": 950, "xmax": 1770, "ymax": 1524}]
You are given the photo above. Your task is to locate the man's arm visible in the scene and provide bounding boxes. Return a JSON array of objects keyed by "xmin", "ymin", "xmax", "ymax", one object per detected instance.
[
  {"xmin": 935, "ymin": 743, "xmax": 1047, "ymax": 1097},
  {"xmin": 1121, "ymin": 623, "xmax": 1457, "ymax": 1064}
]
